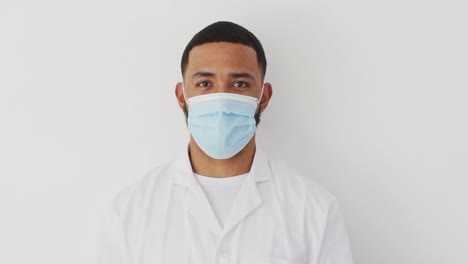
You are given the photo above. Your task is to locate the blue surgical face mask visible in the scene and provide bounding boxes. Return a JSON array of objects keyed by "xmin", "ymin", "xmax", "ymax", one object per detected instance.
[{"xmin": 183, "ymin": 87, "xmax": 264, "ymax": 159}]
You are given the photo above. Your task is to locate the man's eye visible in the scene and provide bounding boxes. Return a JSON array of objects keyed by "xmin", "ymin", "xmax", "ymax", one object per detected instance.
[
  {"xmin": 234, "ymin": 81, "xmax": 248, "ymax": 88},
  {"xmin": 198, "ymin": 81, "xmax": 210, "ymax": 87}
]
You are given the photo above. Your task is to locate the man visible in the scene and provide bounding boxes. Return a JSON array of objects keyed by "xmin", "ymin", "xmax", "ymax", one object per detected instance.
[{"xmin": 98, "ymin": 21, "xmax": 354, "ymax": 264}]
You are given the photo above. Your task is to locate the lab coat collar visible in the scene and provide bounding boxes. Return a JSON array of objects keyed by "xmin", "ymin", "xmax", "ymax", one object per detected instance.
[
  {"xmin": 170, "ymin": 144, "xmax": 271, "ymax": 189},
  {"xmin": 170, "ymin": 144, "xmax": 271, "ymax": 236}
]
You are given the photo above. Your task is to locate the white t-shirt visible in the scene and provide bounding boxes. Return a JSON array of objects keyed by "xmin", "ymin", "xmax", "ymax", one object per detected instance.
[{"xmin": 194, "ymin": 172, "xmax": 249, "ymax": 228}]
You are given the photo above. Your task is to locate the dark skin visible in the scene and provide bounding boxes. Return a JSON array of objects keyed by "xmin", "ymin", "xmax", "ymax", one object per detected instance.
[{"xmin": 175, "ymin": 42, "xmax": 273, "ymax": 178}]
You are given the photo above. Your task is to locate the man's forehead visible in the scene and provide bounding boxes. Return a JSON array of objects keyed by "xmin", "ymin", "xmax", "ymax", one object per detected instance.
[{"xmin": 186, "ymin": 42, "xmax": 260, "ymax": 77}]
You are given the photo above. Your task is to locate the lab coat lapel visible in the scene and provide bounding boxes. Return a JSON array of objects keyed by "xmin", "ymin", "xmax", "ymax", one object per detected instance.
[
  {"xmin": 221, "ymin": 148, "xmax": 271, "ymax": 235},
  {"xmin": 171, "ymin": 146, "xmax": 271, "ymax": 236},
  {"xmin": 186, "ymin": 185, "xmax": 224, "ymax": 235},
  {"xmin": 171, "ymin": 146, "xmax": 223, "ymax": 235}
]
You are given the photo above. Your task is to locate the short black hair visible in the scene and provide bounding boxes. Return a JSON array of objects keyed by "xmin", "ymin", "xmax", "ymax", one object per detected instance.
[{"xmin": 181, "ymin": 21, "xmax": 267, "ymax": 80}]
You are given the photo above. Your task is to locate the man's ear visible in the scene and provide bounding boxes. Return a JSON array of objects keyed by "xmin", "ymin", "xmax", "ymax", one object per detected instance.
[
  {"xmin": 175, "ymin": 82, "xmax": 186, "ymax": 111},
  {"xmin": 259, "ymin": 82, "xmax": 273, "ymax": 112}
]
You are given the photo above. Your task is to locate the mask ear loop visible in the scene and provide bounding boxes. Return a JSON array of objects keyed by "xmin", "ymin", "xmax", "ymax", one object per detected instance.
[
  {"xmin": 182, "ymin": 84, "xmax": 190, "ymax": 106},
  {"xmin": 257, "ymin": 83, "xmax": 265, "ymax": 104}
]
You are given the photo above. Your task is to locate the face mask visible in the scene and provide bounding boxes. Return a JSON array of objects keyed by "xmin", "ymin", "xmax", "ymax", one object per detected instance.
[{"xmin": 183, "ymin": 87, "xmax": 264, "ymax": 159}]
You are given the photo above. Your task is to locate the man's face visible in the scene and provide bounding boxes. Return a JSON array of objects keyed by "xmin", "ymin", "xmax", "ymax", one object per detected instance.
[
  {"xmin": 176, "ymin": 41, "xmax": 272, "ymax": 125},
  {"xmin": 183, "ymin": 42, "xmax": 264, "ymax": 100},
  {"xmin": 181, "ymin": 42, "xmax": 265, "ymax": 124}
]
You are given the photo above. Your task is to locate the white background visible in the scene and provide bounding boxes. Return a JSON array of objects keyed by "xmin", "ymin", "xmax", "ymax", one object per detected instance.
[{"xmin": 1, "ymin": 0, "xmax": 467, "ymax": 263}]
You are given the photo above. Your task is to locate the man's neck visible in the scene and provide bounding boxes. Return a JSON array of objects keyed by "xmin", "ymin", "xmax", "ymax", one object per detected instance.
[{"xmin": 188, "ymin": 136, "xmax": 256, "ymax": 178}]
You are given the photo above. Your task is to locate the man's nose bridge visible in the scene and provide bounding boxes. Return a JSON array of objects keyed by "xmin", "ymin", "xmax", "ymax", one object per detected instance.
[
  {"xmin": 215, "ymin": 77, "xmax": 230, "ymax": 93},
  {"xmin": 218, "ymin": 86, "xmax": 229, "ymax": 93}
]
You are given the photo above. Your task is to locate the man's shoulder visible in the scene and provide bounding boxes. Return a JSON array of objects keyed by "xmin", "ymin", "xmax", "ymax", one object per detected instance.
[{"xmin": 106, "ymin": 160, "xmax": 175, "ymax": 217}]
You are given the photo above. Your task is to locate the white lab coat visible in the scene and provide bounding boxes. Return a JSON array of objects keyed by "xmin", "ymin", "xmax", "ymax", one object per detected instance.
[{"xmin": 97, "ymin": 147, "xmax": 354, "ymax": 264}]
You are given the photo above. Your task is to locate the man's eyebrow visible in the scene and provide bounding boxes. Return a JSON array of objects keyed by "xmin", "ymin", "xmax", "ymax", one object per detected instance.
[
  {"xmin": 191, "ymin": 71, "xmax": 257, "ymax": 82},
  {"xmin": 191, "ymin": 71, "xmax": 215, "ymax": 79},
  {"xmin": 228, "ymin": 72, "xmax": 256, "ymax": 82}
]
